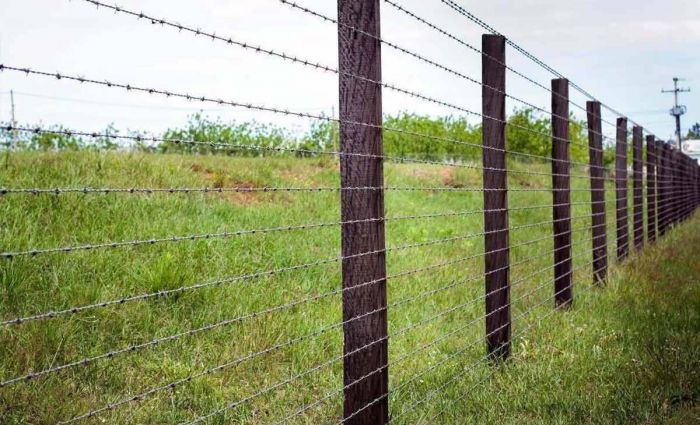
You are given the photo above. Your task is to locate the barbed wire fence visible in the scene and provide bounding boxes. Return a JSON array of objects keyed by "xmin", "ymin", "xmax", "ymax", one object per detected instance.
[{"xmin": 1, "ymin": 0, "xmax": 699, "ymax": 423}]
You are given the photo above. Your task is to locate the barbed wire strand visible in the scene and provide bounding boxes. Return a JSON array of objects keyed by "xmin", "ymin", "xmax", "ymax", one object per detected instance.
[
  {"xmin": 70, "ymin": 0, "xmax": 591, "ymax": 150},
  {"xmin": 60, "ymin": 236, "xmax": 586, "ymax": 424},
  {"xmin": 23, "ymin": 230, "xmax": 599, "ymax": 424},
  {"xmin": 439, "ymin": 0, "xmax": 657, "ymax": 134},
  {"xmin": 0, "ymin": 199, "xmax": 604, "ymax": 259},
  {"xmin": 0, "ymin": 65, "xmax": 620, "ymax": 169},
  {"xmin": 274, "ymin": 246, "xmax": 593, "ymax": 425},
  {"xmin": 380, "ymin": 0, "xmax": 590, "ymax": 118},
  {"xmin": 0, "ymin": 123, "xmax": 611, "ymax": 181},
  {"xmin": 426, "ymin": 261, "xmax": 610, "ymax": 423},
  {"xmin": 0, "ymin": 215, "xmax": 605, "ymax": 327},
  {"xmin": 0, "ymin": 213, "xmax": 599, "ymax": 387},
  {"xmin": 0, "ymin": 184, "xmax": 626, "ymax": 196},
  {"xmin": 276, "ymin": 0, "xmax": 592, "ymax": 132},
  {"xmin": 75, "ymin": 0, "xmax": 625, "ymax": 150},
  {"xmin": 182, "ymin": 246, "xmax": 590, "ymax": 425},
  {"xmin": 353, "ymin": 257, "xmax": 599, "ymax": 424}
]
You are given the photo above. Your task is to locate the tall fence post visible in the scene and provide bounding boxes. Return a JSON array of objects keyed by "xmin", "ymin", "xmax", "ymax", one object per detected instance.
[
  {"xmin": 337, "ymin": 1, "xmax": 388, "ymax": 422},
  {"xmin": 615, "ymin": 118, "xmax": 629, "ymax": 260},
  {"xmin": 688, "ymin": 157, "xmax": 692, "ymax": 218},
  {"xmin": 632, "ymin": 126, "xmax": 644, "ymax": 250},
  {"xmin": 667, "ymin": 145, "xmax": 673, "ymax": 228},
  {"xmin": 688, "ymin": 156, "xmax": 693, "ymax": 218},
  {"xmin": 696, "ymin": 160, "xmax": 699, "ymax": 211},
  {"xmin": 655, "ymin": 141, "xmax": 664, "ymax": 236},
  {"xmin": 681, "ymin": 154, "xmax": 688, "ymax": 221},
  {"xmin": 693, "ymin": 158, "xmax": 696, "ymax": 212},
  {"xmin": 679, "ymin": 154, "xmax": 684, "ymax": 222},
  {"xmin": 551, "ymin": 78, "xmax": 572, "ymax": 307},
  {"xmin": 691, "ymin": 158, "xmax": 696, "ymax": 216},
  {"xmin": 586, "ymin": 101, "xmax": 607, "ymax": 284},
  {"xmin": 671, "ymin": 150, "xmax": 678, "ymax": 226},
  {"xmin": 658, "ymin": 142, "xmax": 670, "ymax": 236},
  {"xmin": 482, "ymin": 34, "xmax": 510, "ymax": 359},
  {"xmin": 693, "ymin": 161, "xmax": 700, "ymax": 211},
  {"xmin": 690, "ymin": 159, "xmax": 700, "ymax": 213},
  {"xmin": 673, "ymin": 151, "xmax": 685, "ymax": 223},
  {"xmin": 680, "ymin": 153, "xmax": 686, "ymax": 222},
  {"xmin": 668, "ymin": 149, "xmax": 679, "ymax": 227},
  {"xmin": 696, "ymin": 160, "xmax": 700, "ymax": 212},
  {"xmin": 675, "ymin": 151, "xmax": 681, "ymax": 225},
  {"xmin": 646, "ymin": 135, "xmax": 657, "ymax": 243}
]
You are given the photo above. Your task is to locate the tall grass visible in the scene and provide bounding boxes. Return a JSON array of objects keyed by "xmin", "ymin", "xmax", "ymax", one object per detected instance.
[{"xmin": 0, "ymin": 145, "xmax": 694, "ymax": 424}]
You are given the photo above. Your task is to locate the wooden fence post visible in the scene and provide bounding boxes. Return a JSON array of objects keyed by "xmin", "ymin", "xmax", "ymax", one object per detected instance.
[
  {"xmin": 665, "ymin": 148, "xmax": 671, "ymax": 228},
  {"xmin": 696, "ymin": 161, "xmax": 699, "ymax": 211},
  {"xmin": 655, "ymin": 141, "xmax": 663, "ymax": 236},
  {"xmin": 688, "ymin": 156, "xmax": 693, "ymax": 219},
  {"xmin": 646, "ymin": 135, "xmax": 657, "ymax": 243},
  {"xmin": 695, "ymin": 161, "xmax": 699, "ymax": 211},
  {"xmin": 693, "ymin": 159, "xmax": 697, "ymax": 212},
  {"xmin": 658, "ymin": 142, "xmax": 670, "ymax": 236},
  {"xmin": 684, "ymin": 156, "xmax": 687, "ymax": 220},
  {"xmin": 668, "ymin": 146, "xmax": 674, "ymax": 226},
  {"xmin": 688, "ymin": 157, "xmax": 692, "ymax": 218},
  {"xmin": 696, "ymin": 160, "xmax": 700, "ymax": 212},
  {"xmin": 615, "ymin": 118, "xmax": 629, "ymax": 260},
  {"xmin": 673, "ymin": 151, "xmax": 685, "ymax": 223},
  {"xmin": 482, "ymin": 34, "xmax": 510, "ymax": 359},
  {"xmin": 671, "ymin": 148, "xmax": 678, "ymax": 227},
  {"xmin": 681, "ymin": 154, "xmax": 688, "ymax": 221},
  {"xmin": 551, "ymin": 78, "xmax": 572, "ymax": 307},
  {"xmin": 586, "ymin": 101, "xmax": 607, "ymax": 284},
  {"xmin": 693, "ymin": 158, "xmax": 697, "ymax": 215},
  {"xmin": 337, "ymin": 1, "xmax": 388, "ymax": 422},
  {"xmin": 680, "ymin": 153, "xmax": 687, "ymax": 222},
  {"xmin": 632, "ymin": 126, "xmax": 644, "ymax": 250}
]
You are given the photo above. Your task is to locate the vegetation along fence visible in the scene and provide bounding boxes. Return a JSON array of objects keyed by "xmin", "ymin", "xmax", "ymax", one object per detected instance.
[{"xmin": 1, "ymin": 0, "xmax": 699, "ymax": 423}]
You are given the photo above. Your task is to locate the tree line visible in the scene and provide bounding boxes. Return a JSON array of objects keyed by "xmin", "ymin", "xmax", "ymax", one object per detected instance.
[{"xmin": 1, "ymin": 108, "xmax": 617, "ymax": 166}]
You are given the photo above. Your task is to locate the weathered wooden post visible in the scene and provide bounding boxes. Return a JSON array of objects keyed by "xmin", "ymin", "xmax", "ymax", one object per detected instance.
[
  {"xmin": 551, "ymin": 78, "xmax": 572, "ymax": 306},
  {"xmin": 646, "ymin": 135, "xmax": 657, "ymax": 242},
  {"xmin": 482, "ymin": 34, "xmax": 510, "ymax": 359},
  {"xmin": 669, "ymin": 146, "xmax": 677, "ymax": 228},
  {"xmin": 658, "ymin": 142, "xmax": 670, "ymax": 236},
  {"xmin": 632, "ymin": 126, "xmax": 644, "ymax": 250},
  {"xmin": 615, "ymin": 118, "xmax": 629, "ymax": 260},
  {"xmin": 586, "ymin": 101, "xmax": 607, "ymax": 284},
  {"xmin": 338, "ymin": 1, "xmax": 388, "ymax": 422}
]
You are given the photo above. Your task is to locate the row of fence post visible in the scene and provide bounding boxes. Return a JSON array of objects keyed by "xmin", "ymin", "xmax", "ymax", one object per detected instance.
[{"xmin": 336, "ymin": 1, "xmax": 700, "ymax": 422}]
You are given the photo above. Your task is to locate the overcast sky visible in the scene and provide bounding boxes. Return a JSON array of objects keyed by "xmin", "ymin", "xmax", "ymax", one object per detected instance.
[{"xmin": 0, "ymin": 0, "xmax": 698, "ymax": 141}]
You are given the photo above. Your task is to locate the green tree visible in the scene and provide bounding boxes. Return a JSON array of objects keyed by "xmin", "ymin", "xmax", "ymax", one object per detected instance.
[{"xmin": 159, "ymin": 113, "xmax": 290, "ymax": 156}]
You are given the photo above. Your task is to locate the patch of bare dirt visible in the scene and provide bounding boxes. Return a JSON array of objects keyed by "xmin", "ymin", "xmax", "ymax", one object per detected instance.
[
  {"xmin": 189, "ymin": 162, "xmax": 261, "ymax": 205},
  {"xmin": 442, "ymin": 169, "xmax": 460, "ymax": 187},
  {"xmin": 511, "ymin": 173, "xmax": 547, "ymax": 189}
]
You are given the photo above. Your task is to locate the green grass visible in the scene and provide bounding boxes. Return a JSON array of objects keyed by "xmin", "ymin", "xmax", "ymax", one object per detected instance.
[{"xmin": 0, "ymin": 150, "xmax": 697, "ymax": 424}]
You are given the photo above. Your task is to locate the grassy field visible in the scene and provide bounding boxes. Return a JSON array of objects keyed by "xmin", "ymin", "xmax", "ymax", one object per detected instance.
[{"xmin": 0, "ymin": 150, "xmax": 697, "ymax": 424}]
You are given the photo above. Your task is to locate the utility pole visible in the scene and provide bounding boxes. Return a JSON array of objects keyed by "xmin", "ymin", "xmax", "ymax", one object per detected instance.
[{"xmin": 662, "ymin": 77, "xmax": 690, "ymax": 149}]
